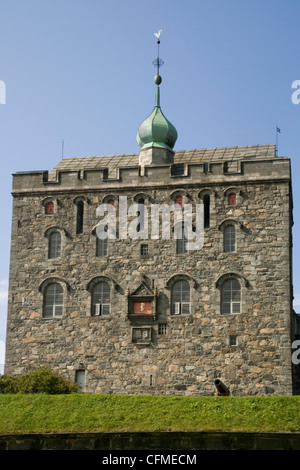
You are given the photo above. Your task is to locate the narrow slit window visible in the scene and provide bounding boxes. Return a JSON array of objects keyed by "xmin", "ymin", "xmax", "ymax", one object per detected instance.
[
  {"xmin": 224, "ymin": 225, "xmax": 236, "ymax": 252},
  {"xmin": 203, "ymin": 195, "xmax": 210, "ymax": 228},
  {"xmin": 49, "ymin": 231, "xmax": 61, "ymax": 259},
  {"xmin": 175, "ymin": 224, "xmax": 188, "ymax": 254},
  {"xmin": 76, "ymin": 200, "xmax": 84, "ymax": 234}
]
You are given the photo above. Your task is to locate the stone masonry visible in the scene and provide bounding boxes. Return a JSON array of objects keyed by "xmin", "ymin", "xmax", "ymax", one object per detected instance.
[{"xmin": 4, "ymin": 144, "xmax": 296, "ymax": 395}]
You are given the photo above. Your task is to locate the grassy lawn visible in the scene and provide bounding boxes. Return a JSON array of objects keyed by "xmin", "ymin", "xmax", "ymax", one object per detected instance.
[{"xmin": 0, "ymin": 394, "xmax": 299, "ymax": 434}]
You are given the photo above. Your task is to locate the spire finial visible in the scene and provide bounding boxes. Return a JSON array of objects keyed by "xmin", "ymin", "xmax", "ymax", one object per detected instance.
[{"xmin": 153, "ymin": 29, "xmax": 163, "ymax": 85}]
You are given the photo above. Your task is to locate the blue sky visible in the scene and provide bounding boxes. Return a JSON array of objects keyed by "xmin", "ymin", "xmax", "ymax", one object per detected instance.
[{"xmin": 0, "ymin": 0, "xmax": 300, "ymax": 370}]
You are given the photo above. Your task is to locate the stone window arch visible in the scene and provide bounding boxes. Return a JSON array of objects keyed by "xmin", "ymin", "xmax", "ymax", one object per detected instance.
[
  {"xmin": 39, "ymin": 278, "xmax": 69, "ymax": 318},
  {"xmin": 170, "ymin": 189, "xmax": 189, "ymax": 207},
  {"xmin": 103, "ymin": 195, "xmax": 118, "ymax": 211},
  {"xmin": 221, "ymin": 279, "xmax": 241, "ymax": 314},
  {"xmin": 171, "ymin": 280, "xmax": 190, "ymax": 315},
  {"xmin": 216, "ymin": 273, "xmax": 249, "ymax": 315},
  {"xmin": 43, "ymin": 283, "xmax": 63, "ymax": 318},
  {"xmin": 133, "ymin": 193, "xmax": 148, "ymax": 204},
  {"xmin": 166, "ymin": 274, "xmax": 195, "ymax": 316},
  {"xmin": 87, "ymin": 276, "xmax": 115, "ymax": 317},
  {"xmin": 45, "ymin": 227, "xmax": 65, "ymax": 260},
  {"xmin": 42, "ymin": 197, "xmax": 57, "ymax": 215},
  {"xmin": 91, "ymin": 282, "xmax": 111, "ymax": 316},
  {"xmin": 224, "ymin": 187, "xmax": 240, "ymax": 206},
  {"xmin": 218, "ymin": 219, "xmax": 240, "ymax": 253}
]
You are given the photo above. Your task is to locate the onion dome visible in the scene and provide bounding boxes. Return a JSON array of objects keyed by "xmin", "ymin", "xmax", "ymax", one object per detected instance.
[{"xmin": 136, "ymin": 74, "xmax": 178, "ymax": 152}]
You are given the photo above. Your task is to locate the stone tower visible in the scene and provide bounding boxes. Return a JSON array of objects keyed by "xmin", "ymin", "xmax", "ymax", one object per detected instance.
[{"xmin": 4, "ymin": 36, "xmax": 296, "ymax": 396}]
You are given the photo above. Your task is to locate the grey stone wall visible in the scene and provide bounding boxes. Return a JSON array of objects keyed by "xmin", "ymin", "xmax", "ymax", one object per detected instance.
[{"xmin": 5, "ymin": 155, "xmax": 294, "ymax": 396}]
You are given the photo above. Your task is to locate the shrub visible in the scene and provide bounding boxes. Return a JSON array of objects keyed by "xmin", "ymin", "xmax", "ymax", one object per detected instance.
[{"xmin": 0, "ymin": 367, "xmax": 80, "ymax": 394}]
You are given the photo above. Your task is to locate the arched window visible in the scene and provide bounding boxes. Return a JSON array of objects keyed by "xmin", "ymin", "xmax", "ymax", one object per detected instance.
[
  {"xmin": 92, "ymin": 282, "xmax": 111, "ymax": 316},
  {"xmin": 43, "ymin": 283, "xmax": 63, "ymax": 318},
  {"xmin": 172, "ymin": 280, "xmax": 190, "ymax": 315},
  {"xmin": 76, "ymin": 200, "xmax": 84, "ymax": 234},
  {"xmin": 228, "ymin": 193, "xmax": 237, "ymax": 206},
  {"xmin": 224, "ymin": 225, "xmax": 236, "ymax": 252},
  {"xmin": 107, "ymin": 199, "xmax": 115, "ymax": 212},
  {"xmin": 203, "ymin": 194, "xmax": 210, "ymax": 228},
  {"xmin": 48, "ymin": 231, "xmax": 61, "ymax": 259},
  {"xmin": 45, "ymin": 201, "xmax": 54, "ymax": 214},
  {"xmin": 175, "ymin": 223, "xmax": 188, "ymax": 254},
  {"xmin": 221, "ymin": 279, "xmax": 241, "ymax": 314},
  {"xmin": 137, "ymin": 197, "xmax": 145, "ymax": 233}
]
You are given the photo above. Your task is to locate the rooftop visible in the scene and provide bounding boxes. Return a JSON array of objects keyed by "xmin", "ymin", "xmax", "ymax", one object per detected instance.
[{"xmin": 50, "ymin": 144, "xmax": 276, "ymax": 176}]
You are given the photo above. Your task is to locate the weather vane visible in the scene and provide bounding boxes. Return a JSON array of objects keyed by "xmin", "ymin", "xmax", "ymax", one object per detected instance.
[{"xmin": 153, "ymin": 29, "xmax": 164, "ymax": 80}]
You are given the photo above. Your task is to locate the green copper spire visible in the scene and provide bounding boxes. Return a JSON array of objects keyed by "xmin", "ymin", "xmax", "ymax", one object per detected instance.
[{"xmin": 136, "ymin": 30, "xmax": 178, "ymax": 152}]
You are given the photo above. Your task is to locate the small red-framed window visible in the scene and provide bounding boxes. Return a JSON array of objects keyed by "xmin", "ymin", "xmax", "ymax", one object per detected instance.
[
  {"xmin": 175, "ymin": 195, "xmax": 183, "ymax": 207},
  {"xmin": 228, "ymin": 193, "xmax": 236, "ymax": 206},
  {"xmin": 45, "ymin": 202, "xmax": 54, "ymax": 214},
  {"xmin": 107, "ymin": 199, "xmax": 115, "ymax": 212}
]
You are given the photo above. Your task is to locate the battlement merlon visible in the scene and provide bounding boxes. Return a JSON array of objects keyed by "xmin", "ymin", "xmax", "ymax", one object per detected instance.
[{"xmin": 11, "ymin": 146, "xmax": 292, "ymax": 196}]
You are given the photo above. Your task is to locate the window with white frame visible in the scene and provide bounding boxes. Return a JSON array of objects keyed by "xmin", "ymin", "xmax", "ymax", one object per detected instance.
[
  {"xmin": 43, "ymin": 283, "xmax": 63, "ymax": 318},
  {"xmin": 92, "ymin": 282, "xmax": 111, "ymax": 316},
  {"xmin": 172, "ymin": 280, "xmax": 190, "ymax": 315},
  {"xmin": 221, "ymin": 279, "xmax": 241, "ymax": 314}
]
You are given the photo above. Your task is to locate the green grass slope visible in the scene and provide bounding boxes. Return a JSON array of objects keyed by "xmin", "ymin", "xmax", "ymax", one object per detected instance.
[{"xmin": 0, "ymin": 394, "xmax": 299, "ymax": 434}]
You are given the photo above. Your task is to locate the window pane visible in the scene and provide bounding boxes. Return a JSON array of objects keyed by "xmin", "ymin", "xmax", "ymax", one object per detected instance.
[
  {"xmin": 96, "ymin": 237, "xmax": 108, "ymax": 257},
  {"xmin": 92, "ymin": 282, "xmax": 111, "ymax": 316},
  {"xmin": 175, "ymin": 224, "xmax": 188, "ymax": 254},
  {"xmin": 49, "ymin": 232, "xmax": 61, "ymax": 259},
  {"xmin": 172, "ymin": 280, "xmax": 190, "ymax": 314},
  {"xmin": 43, "ymin": 283, "xmax": 63, "ymax": 317},
  {"xmin": 224, "ymin": 225, "xmax": 236, "ymax": 252},
  {"xmin": 221, "ymin": 279, "xmax": 241, "ymax": 314},
  {"xmin": 203, "ymin": 195, "xmax": 210, "ymax": 228},
  {"xmin": 140, "ymin": 244, "xmax": 149, "ymax": 255},
  {"xmin": 76, "ymin": 201, "xmax": 84, "ymax": 234}
]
